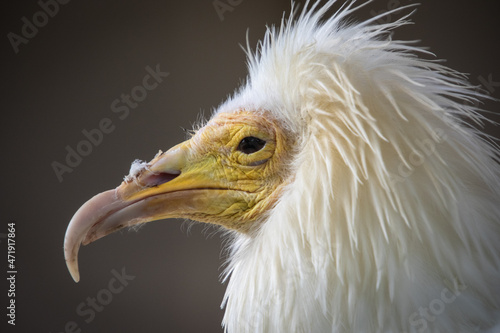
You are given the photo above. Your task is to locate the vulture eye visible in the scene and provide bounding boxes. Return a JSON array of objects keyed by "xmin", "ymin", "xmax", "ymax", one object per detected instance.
[{"xmin": 237, "ymin": 137, "xmax": 266, "ymax": 154}]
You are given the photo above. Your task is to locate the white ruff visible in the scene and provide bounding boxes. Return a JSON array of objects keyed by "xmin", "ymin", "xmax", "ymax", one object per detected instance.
[{"xmin": 215, "ymin": 1, "xmax": 500, "ymax": 332}]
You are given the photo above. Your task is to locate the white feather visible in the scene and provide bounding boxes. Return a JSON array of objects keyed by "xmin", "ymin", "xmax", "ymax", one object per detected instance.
[{"xmin": 216, "ymin": 1, "xmax": 500, "ymax": 332}]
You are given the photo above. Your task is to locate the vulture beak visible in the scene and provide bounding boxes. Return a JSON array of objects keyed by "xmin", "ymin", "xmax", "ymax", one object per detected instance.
[
  {"xmin": 64, "ymin": 140, "xmax": 233, "ymax": 283},
  {"xmin": 65, "ymin": 111, "xmax": 287, "ymax": 283}
]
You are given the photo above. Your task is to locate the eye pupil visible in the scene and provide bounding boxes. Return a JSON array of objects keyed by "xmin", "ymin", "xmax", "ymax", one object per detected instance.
[{"xmin": 238, "ymin": 136, "xmax": 266, "ymax": 154}]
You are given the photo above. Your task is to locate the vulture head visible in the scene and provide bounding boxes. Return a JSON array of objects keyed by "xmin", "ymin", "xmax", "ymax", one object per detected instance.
[{"xmin": 64, "ymin": 1, "xmax": 500, "ymax": 332}]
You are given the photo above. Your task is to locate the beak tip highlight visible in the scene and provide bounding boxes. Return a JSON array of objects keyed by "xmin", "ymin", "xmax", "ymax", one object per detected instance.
[
  {"xmin": 64, "ymin": 230, "xmax": 82, "ymax": 283},
  {"xmin": 66, "ymin": 258, "xmax": 81, "ymax": 283}
]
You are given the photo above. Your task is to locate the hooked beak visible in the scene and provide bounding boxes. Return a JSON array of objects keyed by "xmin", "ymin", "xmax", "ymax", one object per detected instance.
[{"xmin": 63, "ymin": 141, "xmax": 235, "ymax": 282}]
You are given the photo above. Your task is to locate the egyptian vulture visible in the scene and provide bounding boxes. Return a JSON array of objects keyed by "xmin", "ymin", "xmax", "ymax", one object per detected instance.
[{"xmin": 64, "ymin": 1, "xmax": 500, "ymax": 332}]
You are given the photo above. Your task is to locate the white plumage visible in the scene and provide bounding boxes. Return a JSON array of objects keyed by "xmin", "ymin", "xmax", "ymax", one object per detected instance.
[{"xmin": 218, "ymin": 1, "xmax": 500, "ymax": 332}]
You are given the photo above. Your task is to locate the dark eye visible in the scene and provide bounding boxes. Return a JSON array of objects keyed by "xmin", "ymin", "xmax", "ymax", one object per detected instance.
[{"xmin": 237, "ymin": 137, "xmax": 266, "ymax": 154}]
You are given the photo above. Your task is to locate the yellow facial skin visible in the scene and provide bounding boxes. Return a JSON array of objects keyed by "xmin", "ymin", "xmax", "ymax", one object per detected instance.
[
  {"xmin": 116, "ymin": 110, "xmax": 292, "ymax": 230},
  {"xmin": 182, "ymin": 111, "xmax": 291, "ymax": 228},
  {"xmin": 64, "ymin": 110, "xmax": 293, "ymax": 281}
]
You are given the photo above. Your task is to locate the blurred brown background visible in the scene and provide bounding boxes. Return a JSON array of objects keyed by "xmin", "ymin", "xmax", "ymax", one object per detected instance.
[{"xmin": 1, "ymin": 0, "xmax": 499, "ymax": 332}]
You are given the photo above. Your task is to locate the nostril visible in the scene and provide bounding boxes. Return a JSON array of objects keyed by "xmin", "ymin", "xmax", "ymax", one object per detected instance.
[{"xmin": 142, "ymin": 171, "xmax": 181, "ymax": 187}]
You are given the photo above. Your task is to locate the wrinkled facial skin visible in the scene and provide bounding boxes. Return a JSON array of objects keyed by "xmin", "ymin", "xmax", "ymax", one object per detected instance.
[{"xmin": 167, "ymin": 110, "xmax": 292, "ymax": 231}]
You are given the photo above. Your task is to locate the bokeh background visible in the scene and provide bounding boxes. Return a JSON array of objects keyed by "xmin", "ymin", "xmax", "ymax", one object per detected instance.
[{"xmin": 2, "ymin": 0, "xmax": 499, "ymax": 332}]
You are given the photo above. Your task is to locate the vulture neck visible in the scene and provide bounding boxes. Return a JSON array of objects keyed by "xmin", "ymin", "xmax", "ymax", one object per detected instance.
[
  {"xmin": 219, "ymin": 5, "xmax": 500, "ymax": 331},
  {"xmin": 221, "ymin": 82, "xmax": 500, "ymax": 332}
]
